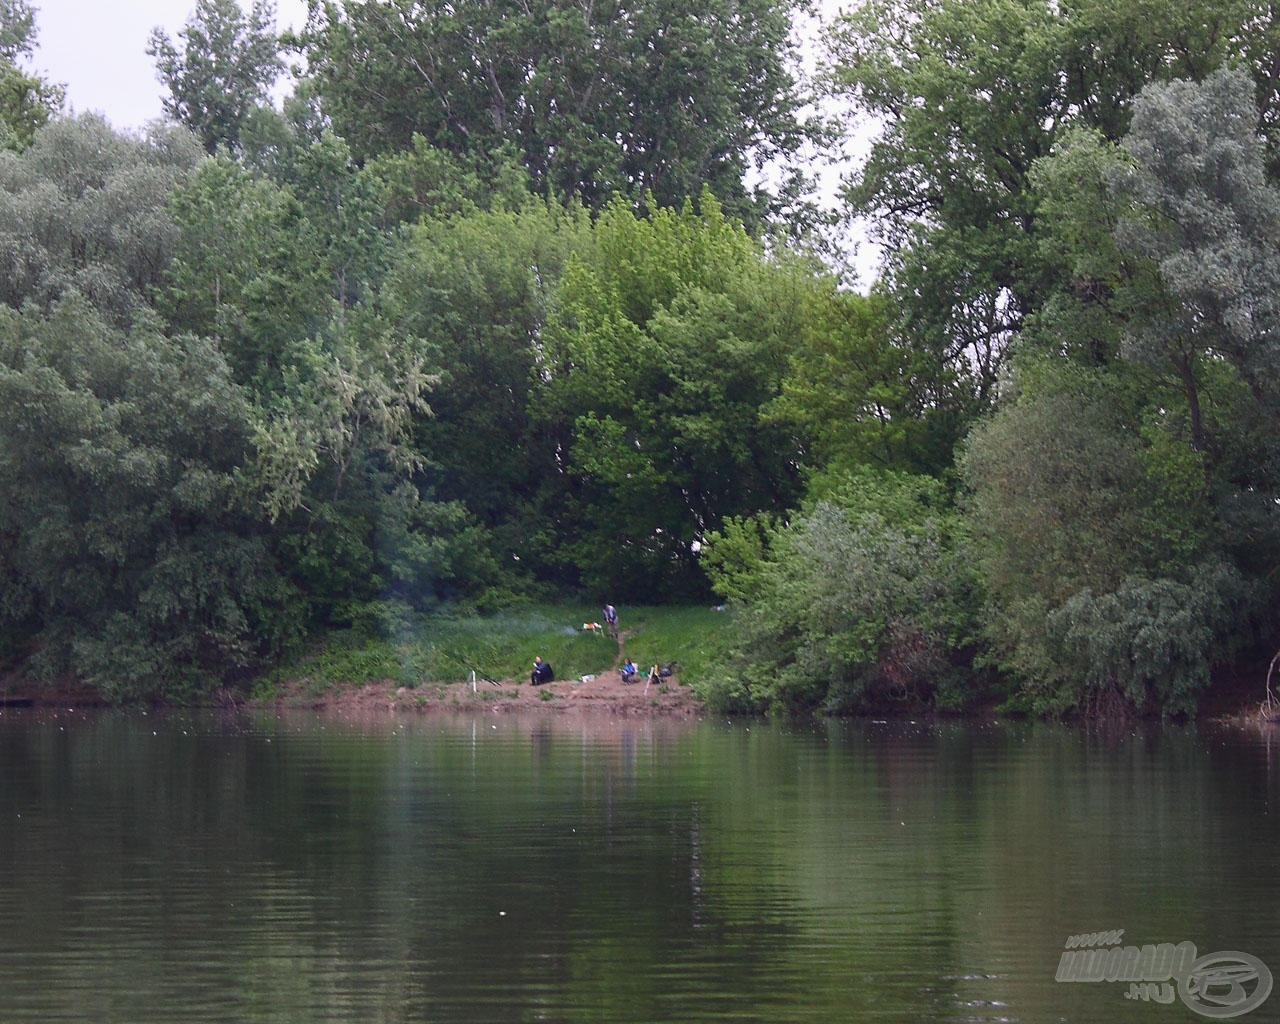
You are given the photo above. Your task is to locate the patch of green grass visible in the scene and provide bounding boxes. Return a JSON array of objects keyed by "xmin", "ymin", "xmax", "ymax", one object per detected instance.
[
  {"xmin": 264, "ymin": 603, "xmax": 736, "ymax": 694},
  {"xmin": 400, "ymin": 606, "xmax": 616, "ymax": 683},
  {"xmin": 278, "ymin": 629, "xmax": 403, "ymax": 686},
  {"xmin": 613, "ymin": 604, "xmax": 734, "ymax": 686}
]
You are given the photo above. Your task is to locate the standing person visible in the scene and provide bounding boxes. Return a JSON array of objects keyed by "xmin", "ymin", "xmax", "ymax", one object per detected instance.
[{"xmin": 603, "ymin": 604, "xmax": 618, "ymax": 637}]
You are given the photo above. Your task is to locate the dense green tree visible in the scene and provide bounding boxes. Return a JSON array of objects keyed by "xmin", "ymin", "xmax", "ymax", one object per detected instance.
[
  {"xmin": 160, "ymin": 129, "xmax": 496, "ymax": 625},
  {"xmin": 249, "ymin": 298, "xmax": 517, "ymax": 622},
  {"xmin": 281, "ymin": 129, "xmax": 391, "ymax": 313},
  {"xmin": 1024, "ymin": 73, "xmax": 1280, "ymax": 489},
  {"xmin": 0, "ymin": 63, "xmax": 57, "ymax": 150},
  {"xmin": 0, "ymin": 296, "xmax": 292, "ymax": 700},
  {"xmin": 959, "ymin": 360, "xmax": 1208, "ymax": 702},
  {"xmin": 159, "ymin": 153, "xmax": 329, "ymax": 387},
  {"xmin": 236, "ymin": 104, "xmax": 398, "ymax": 305},
  {"xmin": 1043, "ymin": 562, "xmax": 1258, "ymax": 717},
  {"xmin": 295, "ymin": 0, "xmax": 817, "ymax": 221},
  {"xmin": 1022, "ymin": 125, "xmax": 1137, "ymax": 368},
  {"xmin": 960, "ymin": 339, "xmax": 1269, "ymax": 716},
  {"xmin": 1027, "ymin": 78, "xmax": 1280, "ymax": 476},
  {"xmin": 377, "ymin": 199, "xmax": 593, "ymax": 590},
  {"xmin": 763, "ymin": 286, "xmax": 959, "ymax": 477},
  {"xmin": 954, "ymin": 67, "xmax": 1280, "ymax": 717},
  {"xmin": 0, "ymin": 114, "xmax": 202, "ymax": 325},
  {"xmin": 1115, "ymin": 68, "xmax": 1280, "ymax": 431},
  {"xmin": 700, "ymin": 468, "xmax": 976, "ymax": 715},
  {"xmin": 148, "ymin": 0, "xmax": 284, "ymax": 154},
  {"xmin": 824, "ymin": 0, "xmax": 1263, "ymax": 433},
  {"xmin": 364, "ymin": 133, "xmax": 533, "ymax": 225},
  {"xmin": 381, "ymin": 193, "xmax": 817, "ymax": 599},
  {"xmin": 162, "ymin": 127, "xmax": 399, "ymax": 390},
  {"xmin": 247, "ymin": 306, "xmax": 449, "ymax": 623},
  {"xmin": 533, "ymin": 194, "xmax": 813, "ymax": 595}
]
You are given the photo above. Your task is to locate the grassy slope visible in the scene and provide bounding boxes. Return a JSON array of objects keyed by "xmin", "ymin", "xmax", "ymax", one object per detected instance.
[{"xmin": 258, "ymin": 604, "xmax": 734, "ymax": 700}]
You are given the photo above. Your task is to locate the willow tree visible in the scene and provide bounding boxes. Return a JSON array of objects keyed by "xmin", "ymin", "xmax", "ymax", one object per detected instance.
[
  {"xmin": 0, "ymin": 114, "xmax": 202, "ymax": 325},
  {"xmin": 825, "ymin": 0, "xmax": 1267, "ymax": 441},
  {"xmin": 0, "ymin": 297, "xmax": 290, "ymax": 700},
  {"xmin": 958, "ymin": 69, "xmax": 1280, "ymax": 717}
]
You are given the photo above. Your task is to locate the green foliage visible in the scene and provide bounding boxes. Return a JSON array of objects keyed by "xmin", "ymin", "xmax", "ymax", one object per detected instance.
[
  {"xmin": 280, "ymin": 128, "xmax": 392, "ymax": 311},
  {"xmin": 825, "ymin": 0, "xmax": 1267, "ymax": 440},
  {"xmin": 0, "ymin": 0, "xmax": 35, "ymax": 62},
  {"xmin": 159, "ymin": 153, "xmax": 329, "ymax": 387},
  {"xmin": 1023, "ymin": 126, "xmax": 1136, "ymax": 366},
  {"xmin": 364, "ymin": 134, "xmax": 533, "ymax": 225},
  {"xmin": 1115, "ymin": 68, "xmax": 1280, "ymax": 428},
  {"xmin": 373, "ymin": 486, "xmax": 505, "ymax": 612},
  {"xmin": 700, "ymin": 469, "xmax": 977, "ymax": 716},
  {"xmin": 1045, "ymin": 562, "xmax": 1261, "ymax": 718},
  {"xmin": 697, "ymin": 514, "xmax": 777, "ymax": 607},
  {"xmin": 296, "ymin": 0, "xmax": 819, "ymax": 222},
  {"xmin": 956, "ymin": 351, "xmax": 1266, "ymax": 715},
  {"xmin": 147, "ymin": 0, "xmax": 284, "ymax": 155},
  {"xmin": 963, "ymin": 67, "xmax": 1280, "ymax": 717},
  {"xmin": 276, "ymin": 627, "xmax": 403, "ymax": 690},
  {"xmin": 375, "ymin": 192, "xmax": 818, "ymax": 600},
  {"xmin": 0, "ymin": 114, "xmax": 201, "ymax": 324},
  {"xmin": 378, "ymin": 198, "xmax": 593, "ymax": 587},
  {"xmin": 6, "ymin": 13, "xmax": 1280, "ymax": 722},
  {"xmin": 0, "ymin": 297, "xmax": 287, "ymax": 701},
  {"xmin": 165, "ymin": 130, "xmax": 400, "ymax": 389},
  {"xmin": 536, "ymin": 194, "xmax": 811, "ymax": 596},
  {"xmin": 246, "ymin": 307, "xmax": 453, "ymax": 626},
  {"xmin": 0, "ymin": 0, "xmax": 61, "ymax": 152},
  {"xmin": 765, "ymin": 283, "xmax": 971, "ymax": 478},
  {"xmin": 0, "ymin": 59, "xmax": 60, "ymax": 152}
]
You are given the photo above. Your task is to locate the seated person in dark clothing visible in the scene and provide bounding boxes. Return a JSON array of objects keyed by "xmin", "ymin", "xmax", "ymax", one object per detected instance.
[{"xmin": 531, "ymin": 656, "xmax": 554, "ymax": 685}]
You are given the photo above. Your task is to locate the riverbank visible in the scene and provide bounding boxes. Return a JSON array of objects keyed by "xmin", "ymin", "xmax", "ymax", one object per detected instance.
[
  {"xmin": 248, "ymin": 604, "xmax": 723, "ymax": 719},
  {"xmin": 4, "ymin": 671, "xmax": 1276, "ymax": 725},
  {"xmin": 265, "ymin": 665, "xmax": 707, "ymax": 718},
  {"xmin": 2, "ymin": 597, "xmax": 1275, "ymax": 723}
]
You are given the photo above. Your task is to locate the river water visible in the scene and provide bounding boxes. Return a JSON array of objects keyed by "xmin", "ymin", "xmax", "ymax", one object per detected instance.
[{"xmin": 0, "ymin": 708, "xmax": 1276, "ymax": 1023}]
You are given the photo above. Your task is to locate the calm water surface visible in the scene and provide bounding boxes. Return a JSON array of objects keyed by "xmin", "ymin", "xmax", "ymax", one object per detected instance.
[{"xmin": 0, "ymin": 709, "xmax": 1276, "ymax": 1023}]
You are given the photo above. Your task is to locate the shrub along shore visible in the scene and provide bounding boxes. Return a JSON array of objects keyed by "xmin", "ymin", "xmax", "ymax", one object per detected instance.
[{"xmin": 0, "ymin": 603, "xmax": 1269, "ymax": 721}]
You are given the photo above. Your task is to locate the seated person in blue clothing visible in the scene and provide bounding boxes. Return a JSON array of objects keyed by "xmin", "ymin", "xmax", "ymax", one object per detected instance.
[
  {"xmin": 621, "ymin": 659, "xmax": 638, "ymax": 682},
  {"xmin": 531, "ymin": 656, "xmax": 554, "ymax": 685}
]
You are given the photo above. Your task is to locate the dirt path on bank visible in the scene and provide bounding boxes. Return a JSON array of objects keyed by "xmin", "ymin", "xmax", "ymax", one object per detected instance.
[
  {"xmin": 266, "ymin": 627, "xmax": 704, "ymax": 717},
  {"xmin": 270, "ymin": 665, "xmax": 704, "ymax": 718}
]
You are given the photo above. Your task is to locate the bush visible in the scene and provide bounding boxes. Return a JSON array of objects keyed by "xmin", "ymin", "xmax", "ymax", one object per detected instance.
[
  {"xmin": 698, "ymin": 470, "xmax": 980, "ymax": 716},
  {"xmin": 1044, "ymin": 560, "xmax": 1262, "ymax": 717}
]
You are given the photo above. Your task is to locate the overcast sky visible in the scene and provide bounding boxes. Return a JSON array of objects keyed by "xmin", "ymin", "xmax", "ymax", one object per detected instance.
[{"xmin": 29, "ymin": 0, "xmax": 309, "ymax": 133}]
